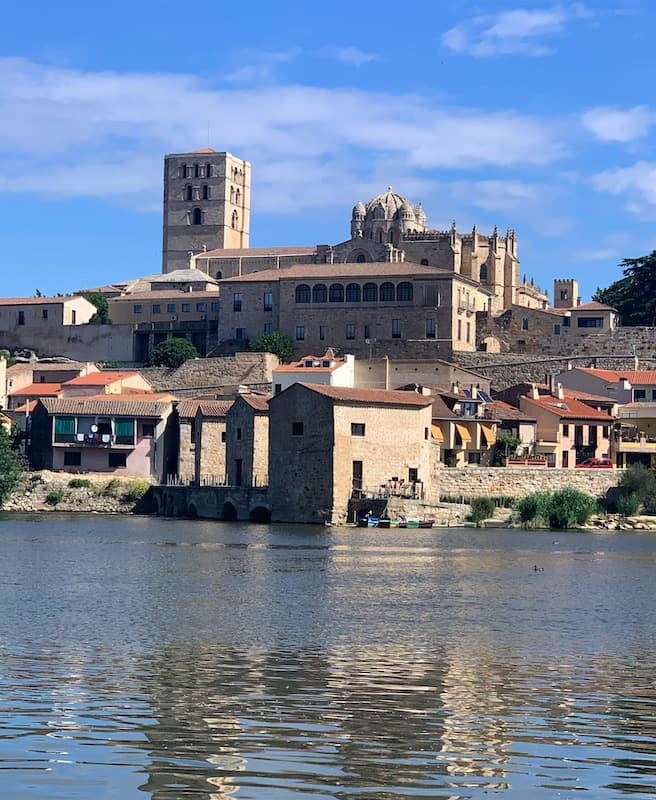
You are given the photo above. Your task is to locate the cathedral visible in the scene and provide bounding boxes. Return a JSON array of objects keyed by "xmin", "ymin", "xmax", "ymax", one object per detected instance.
[{"xmin": 163, "ymin": 148, "xmax": 548, "ymax": 314}]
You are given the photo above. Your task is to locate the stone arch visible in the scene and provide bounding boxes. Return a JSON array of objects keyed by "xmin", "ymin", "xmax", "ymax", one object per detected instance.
[
  {"xmin": 380, "ymin": 282, "xmax": 395, "ymax": 301},
  {"xmin": 345, "ymin": 283, "xmax": 361, "ymax": 303},
  {"xmin": 397, "ymin": 281, "xmax": 413, "ymax": 301},
  {"xmin": 249, "ymin": 506, "xmax": 272, "ymax": 523},
  {"xmin": 222, "ymin": 501, "xmax": 238, "ymax": 521},
  {"xmin": 312, "ymin": 283, "xmax": 327, "ymax": 303}
]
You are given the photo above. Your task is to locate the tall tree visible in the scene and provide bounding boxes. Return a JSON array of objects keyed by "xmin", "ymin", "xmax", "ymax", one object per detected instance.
[
  {"xmin": 594, "ymin": 250, "xmax": 656, "ymax": 326},
  {"xmin": 80, "ymin": 291, "xmax": 111, "ymax": 325},
  {"xmin": 249, "ymin": 331, "xmax": 294, "ymax": 361},
  {"xmin": 0, "ymin": 425, "xmax": 23, "ymax": 505}
]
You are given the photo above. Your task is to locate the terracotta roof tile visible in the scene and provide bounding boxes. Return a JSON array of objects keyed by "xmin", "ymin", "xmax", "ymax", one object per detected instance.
[
  {"xmin": 298, "ymin": 383, "xmax": 433, "ymax": 407},
  {"xmin": 521, "ymin": 394, "xmax": 613, "ymax": 421},
  {"xmin": 579, "ymin": 368, "xmax": 656, "ymax": 385},
  {"xmin": 0, "ymin": 295, "xmax": 90, "ymax": 306},
  {"xmin": 176, "ymin": 399, "xmax": 234, "ymax": 418},
  {"xmin": 41, "ymin": 394, "xmax": 175, "ymax": 418},
  {"xmin": 10, "ymin": 383, "xmax": 62, "ymax": 396},
  {"xmin": 239, "ymin": 394, "xmax": 270, "ymax": 411},
  {"xmin": 484, "ymin": 399, "xmax": 536, "ymax": 422},
  {"xmin": 64, "ymin": 371, "xmax": 142, "ymax": 386}
]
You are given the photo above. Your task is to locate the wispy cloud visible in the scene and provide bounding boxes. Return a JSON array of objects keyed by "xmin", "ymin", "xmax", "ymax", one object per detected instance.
[
  {"xmin": 442, "ymin": 4, "xmax": 593, "ymax": 57},
  {"xmin": 593, "ymin": 161, "xmax": 656, "ymax": 217},
  {"xmin": 331, "ymin": 46, "xmax": 378, "ymax": 66},
  {"xmin": 0, "ymin": 57, "xmax": 567, "ymax": 214},
  {"xmin": 582, "ymin": 105, "xmax": 656, "ymax": 143},
  {"xmin": 222, "ymin": 48, "xmax": 301, "ymax": 84}
]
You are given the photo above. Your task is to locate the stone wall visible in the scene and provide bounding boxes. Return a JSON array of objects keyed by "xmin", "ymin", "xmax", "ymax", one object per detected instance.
[
  {"xmin": 197, "ymin": 419, "xmax": 227, "ymax": 482},
  {"xmin": 141, "ymin": 351, "xmax": 277, "ymax": 394},
  {"xmin": 437, "ymin": 467, "xmax": 620, "ymax": 500},
  {"xmin": 0, "ymin": 323, "xmax": 135, "ymax": 363}
]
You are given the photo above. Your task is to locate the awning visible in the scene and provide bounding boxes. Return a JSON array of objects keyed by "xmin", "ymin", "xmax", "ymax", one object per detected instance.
[
  {"xmin": 431, "ymin": 424, "xmax": 444, "ymax": 442},
  {"xmin": 455, "ymin": 423, "xmax": 472, "ymax": 443},
  {"xmin": 481, "ymin": 424, "xmax": 496, "ymax": 446}
]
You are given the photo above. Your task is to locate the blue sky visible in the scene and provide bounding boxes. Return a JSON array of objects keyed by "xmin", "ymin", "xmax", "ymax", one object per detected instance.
[{"xmin": 0, "ymin": 0, "xmax": 654, "ymax": 301}]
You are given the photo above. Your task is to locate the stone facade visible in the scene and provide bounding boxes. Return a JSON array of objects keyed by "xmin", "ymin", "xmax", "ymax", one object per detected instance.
[
  {"xmin": 225, "ymin": 395, "xmax": 269, "ymax": 487},
  {"xmin": 268, "ymin": 383, "xmax": 434, "ymax": 524},
  {"xmin": 162, "ymin": 149, "xmax": 251, "ymax": 272},
  {"xmin": 140, "ymin": 352, "xmax": 277, "ymax": 395}
]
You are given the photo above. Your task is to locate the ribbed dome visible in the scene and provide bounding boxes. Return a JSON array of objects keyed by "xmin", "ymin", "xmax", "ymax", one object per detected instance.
[
  {"xmin": 364, "ymin": 187, "xmax": 410, "ymax": 219},
  {"xmin": 399, "ymin": 199, "xmax": 415, "ymax": 218},
  {"xmin": 352, "ymin": 201, "xmax": 366, "ymax": 217}
]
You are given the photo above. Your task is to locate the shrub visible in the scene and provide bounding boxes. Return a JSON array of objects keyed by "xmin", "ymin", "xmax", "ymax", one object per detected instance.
[
  {"xmin": 515, "ymin": 491, "xmax": 552, "ymax": 528},
  {"xmin": 30, "ymin": 473, "xmax": 43, "ymax": 485},
  {"xmin": 46, "ymin": 489, "xmax": 65, "ymax": 506},
  {"xmin": 68, "ymin": 478, "xmax": 92, "ymax": 489},
  {"xmin": 618, "ymin": 493, "xmax": 640, "ymax": 517},
  {"xmin": 249, "ymin": 331, "xmax": 294, "ymax": 361},
  {"xmin": 547, "ymin": 488, "xmax": 597, "ymax": 529},
  {"xmin": 0, "ymin": 426, "xmax": 23, "ymax": 504},
  {"xmin": 103, "ymin": 478, "xmax": 123, "ymax": 496},
  {"xmin": 619, "ymin": 465, "xmax": 656, "ymax": 501},
  {"xmin": 470, "ymin": 496, "xmax": 496, "ymax": 525},
  {"xmin": 147, "ymin": 337, "xmax": 199, "ymax": 368},
  {"xmin": 122, "ymin": 480, "xmax": 150, "ymax": 501}
]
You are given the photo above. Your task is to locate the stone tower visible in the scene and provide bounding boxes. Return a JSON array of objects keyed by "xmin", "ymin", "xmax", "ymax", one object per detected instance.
[
  {"xmin": 553, "ymin": 278, "xmax": 579, "ymax": 309},
  {"xmin": 162, "ymin": 149, "xmax": 251, "ymax": 273}
]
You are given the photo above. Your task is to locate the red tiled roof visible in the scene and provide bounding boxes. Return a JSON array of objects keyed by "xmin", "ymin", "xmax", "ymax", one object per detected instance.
[
  {"xmin": 177, "ymin": 399, "xmax": 234, "ymax": 418},
  {"xmin": 484, "ymin": 399, "xmax": 536, "ymax": 422},
  {"xmin": 63, "ymin": 371, "xmax": 141, "ymax": 386},
  {"xmin": 109, "ymin": 290, "xmax": 219, "ymax": 301},
  {"xmin": 299, "ymin": 383, "xmax": 433, "ymax": 407},
  {"xmin": 41, "ymin": 393, "xmax": 175, "ymax": 417},
  {"xmin": 0, "ymin": 295, "xmax": 89, "ymax": 306},
  {"xmin": 579, "ymin": 368, "xmax": 656, "ymax": 385},
  {"xmin": 572, "ymin": 301, "xmax": 616, "ymax": 311},
  {"xmin": 521, "ymin": 394, "xmax": 613, "ymax": 421},
  {"xmin": 192, "ymin": 148, "xmax": 216, "ymax": 153},
  {"xmin": 10, "ymin": 383, "xmax": 61, "ymax": 396}
]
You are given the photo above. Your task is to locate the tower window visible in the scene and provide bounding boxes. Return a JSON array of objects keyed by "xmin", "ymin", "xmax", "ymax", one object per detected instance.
[
  {"xmin": 194, "ymin": 164, "xmax": 200, "ymax": 178},
  {"xmin": 230, "ymin": 186, "xmax": 235, "ymax": 203},
  {"xmin": 192, "ymin": 208, "xmax": 202, "ymax": 225},
  {"xmin": 231, "ymin": 210, "xmax": 238, "ymax": 229},
  {"xmin": 202, "ymin": 185, "xmax": 209, "ymax": 200},
  {"xmin": 206, "ymin": 163, "xmax": 212, "ymax": 178},
  {"xmin": 235, "ymin": 188, "xmax": 241, "ymax": 204},
  {"xmin": 184, "ymin": 185, "xmax": 193, "ymax": 201}
]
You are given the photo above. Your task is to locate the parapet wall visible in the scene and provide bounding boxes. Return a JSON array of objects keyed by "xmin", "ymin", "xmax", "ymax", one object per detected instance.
[{"xmin": 437, "ymin": 467, "xmax": 620, "ymax": 500}]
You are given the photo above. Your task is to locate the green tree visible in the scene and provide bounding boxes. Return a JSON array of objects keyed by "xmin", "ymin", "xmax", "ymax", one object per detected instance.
[
  {"xmin": 0, "ymin": 426, "xmax": 23, "ymax": 505},
  {"xmin": 492, "ymin": 433, "xmax": 521, "ymax": 466},
  {"xmin": 80, "ymin": 291, "xmax": 111, "ymax": 325},
  {"xmin": 249, "ymin": 331, "xmax": 294, "ymax": 361},
  {"xmin": 594, "ymin": 250, "xmax": 656, "ymax": 326},
  {"xmin": 547, "ymin": 488, "xmax": 597, "ymax": 529},
  {"xmin": 147, "ymin": 337, "xmax": 199, "ymax": 368}
]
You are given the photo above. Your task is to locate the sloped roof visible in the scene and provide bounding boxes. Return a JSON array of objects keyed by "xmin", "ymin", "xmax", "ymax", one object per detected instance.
[
  {"xmin": 484, "ymin": 399, "xmax": 536, "ymax": 422},
  {"xmin": 64, "ymin": 371, "xmax": 142, "ymax": 386},
  {"xmin": 199, "ymin": 246, "xmax": 316, "ymax": 259},
  {"xmin": 572, "ymin": 301, "xmax": 616, "ymax": 311},
  {"xmin": 521, "ymin": 394, "xmax": 613, "ymax": 421},
  {"xmin": 578, "ymin": 368, "xmax": 656, "ymax": 385},
  {"xmin": 10, "ymin": 383, "xmax": 61, "ymax": 396},
  {"xmin": 176, "ymin": 399, "xmax": 234, "ymax": 418},
  {"xmin": 0, "ymin": 295, "xmax": 89, "ymax": 306},
  {"xmin": 41, "ymin": 393, "xmax": 175, "ymax": 417},
  {"xmin": 298, "ymin": 383, "xmax": 433, "ymax": 407}
]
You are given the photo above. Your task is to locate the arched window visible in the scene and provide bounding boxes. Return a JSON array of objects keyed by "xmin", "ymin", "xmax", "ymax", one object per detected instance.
[
  {"xmin": 182, "ymin": 164, "xmax": 189, "ymax": 178},
  {"xmin": 232, "ymin": 210, "xmax": 238, "ymax": 229},
  {"xmin": 215, "ymin": 271, "xmax": 223, "ymax": 280},
  {"xmin": 362, "ymin": 282, "xmax": 378, "ymax": 302},
  {"xmin": 480, "ymin": 264, "xmax": 488, "ymax": 281},
  {"xmin": 420, "ymin": 258, "xmax": 429, "ymax": 266},
  {"xmin": 184, "ymin": 185, "xmax": 193, "ymax": 201},
  {"xmin": 329, "ymin": 283, "xmax": 344, "ymax": 303},
  {"xmin": 378, "ymin": 231, "xmax": 383, "ymax": 243},
  {"xmin": 202, "ymin": 185, "xmax": 209, "ymax": 200},
  {"xmin": 380, "ymin": 282, "xmax": 395, "ymax": 301},
  {"xmin": 397, "ymin": 282, "xmax": 413, "ymax": 301},
  {"xmin": 206, "ymin": 163, "xmax": 212, "ymax": 177},
  {"xmin": 346, "ymin": 283, "xmax": 361, "ymax": 303},
  {"xmin": 312, "ymin": 284, "xmax": 327, "ymax": 303},
  {"xmin": 356, "ymin": 253, "xmax": 366, "ymax": 263},
  {"xmin": 194, "ymin": 164, "xmax": 200, "ymax": 178},
  {"xmin": 230, "ymin": 186, "xmax": 235, "ymax": 203},
  {"xmin": 192, "ymin": 208, "xmax": 202, "ymax": 225},
  {"xmin": 389, "ymin": 230, "xmax": 394, "ymax": 243},
  {"xmin": 295, "ymin": 284, "xmax": 311, "ymax": 303},
  {"xmin": 235, "ymin": 188, "xmax": 241, "ymax": 204}
]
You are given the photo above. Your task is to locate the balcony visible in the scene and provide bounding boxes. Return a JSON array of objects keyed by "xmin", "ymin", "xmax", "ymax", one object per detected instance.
[
  {"xmin": 54, "ymin": 432, "xmax": 135, "ymax": 448},
  {"xmin": 53, "ymin": 417, "xmax": 136, "ymax": 448}
]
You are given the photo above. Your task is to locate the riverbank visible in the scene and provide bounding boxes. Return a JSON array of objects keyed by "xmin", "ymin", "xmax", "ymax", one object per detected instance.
[{"xmin": 2, "ymin": 471, "xmax": 151, "ymax": 513}]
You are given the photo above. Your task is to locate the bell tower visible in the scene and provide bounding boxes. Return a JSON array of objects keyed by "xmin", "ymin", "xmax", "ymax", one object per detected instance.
[{"xmin": 162, "ymin": 149, "xmax": 251, "ymax": 273}]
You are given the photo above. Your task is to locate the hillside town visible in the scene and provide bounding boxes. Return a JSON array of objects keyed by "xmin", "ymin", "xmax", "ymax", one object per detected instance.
[{"xmin": 1, "ymin": 148, "xmax": 655, "ymax": 524}]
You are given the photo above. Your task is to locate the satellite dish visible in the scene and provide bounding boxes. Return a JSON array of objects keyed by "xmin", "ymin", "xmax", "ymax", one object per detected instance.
[{"xmin": 91, "ymin": 424, "xmax": 98, "ymax": 433}]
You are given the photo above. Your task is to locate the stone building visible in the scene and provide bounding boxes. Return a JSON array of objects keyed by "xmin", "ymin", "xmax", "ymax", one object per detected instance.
[
  {"xmin": 268, "ymin": 383, "xmax": 434, "ymax": 524},
  {"xmin": 0, "ymin": 296, "xmax": 96, "ymax": 353},
  {"xmin": 225, "ymin": 394, "xmax": 270, "ymax": 488},
  {"xmin": 177, "ymin": 398, "xmax": 233, "ymax": 484},
  {"xmin": 162, "ymin": 149, "xmax": 251, "ymax": 272},
  {"xmin": 218, "ymin": 261, "xmax": 491, "ymax": 359}
]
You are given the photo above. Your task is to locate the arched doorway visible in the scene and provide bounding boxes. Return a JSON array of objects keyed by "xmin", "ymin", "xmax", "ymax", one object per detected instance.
[
  {"xmin": 249, "ymin": 506, "xmax": 272, "ymax": 523},
  {"xmin": 222, "ymin": 501, "xmax": 238, "ymax": 521}
]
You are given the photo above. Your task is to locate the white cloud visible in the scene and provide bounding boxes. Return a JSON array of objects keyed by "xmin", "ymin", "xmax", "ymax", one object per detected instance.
[
  {"xmin": 332, "ymin": 46, "xmax": 378, "ymax": 66},
  {"xmin": 573, "ymin": 247, "xmax": 620, "ymax": 261},
  {"xmin": 582, "ymin": 105, "xmax": 656, "ymax": 143},
  {"xmin": 0, "ymin": 57, "xmax": 567, "ymax": 213},
  {"xmin": 442, "ymin": 4, "xmax": 593, "ymax": 57},
  {"xmin": 593, "ymin": 161, "xmax": 656, "ymax": 216}
]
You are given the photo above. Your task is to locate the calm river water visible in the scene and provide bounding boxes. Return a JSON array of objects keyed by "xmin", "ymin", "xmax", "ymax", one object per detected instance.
[{"xmin": 0, "ymin": 514, "xmax": 655, "ymax": 799}]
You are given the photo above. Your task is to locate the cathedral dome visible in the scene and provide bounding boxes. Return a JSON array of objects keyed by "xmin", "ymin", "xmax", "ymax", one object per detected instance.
[
  {"xmin": 352, "ymin": 201, "xmax": 366, "ymax": 218},
  {"xmin": 364, "ymin": 187, "xmax": 411, "ymax": 220},
  {"xmin": 399, "ymin": 199, "xmax": 415, "ymax": 218}
]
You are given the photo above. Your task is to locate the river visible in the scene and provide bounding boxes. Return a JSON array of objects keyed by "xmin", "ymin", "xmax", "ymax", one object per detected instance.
[{"xmin": 0, "ymin": 513, "xmax": 655, "ymax": 799}]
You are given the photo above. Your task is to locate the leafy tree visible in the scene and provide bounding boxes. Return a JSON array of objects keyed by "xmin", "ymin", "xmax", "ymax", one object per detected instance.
[
  {"xmin": 147, "ymin": 337, "xmax": 199, "ymax": 368},
  {"xmin": 470, "ymin": 497, "xmax": 495, "ymax": 526},
  {"xmin": 594, "ymin": 250, "xmax": 656, "ymax": 326},
  {"xmin": 80, "ymin": 291, "xmax": 111, "ymax": 325},
  {"xmin": 249, "ymin": 331, "xmax": 294, "ymax": 361},
  {"xmin": 492, "ymin": 433, "xmax": 521, "ymax": 466},
  {"xmin": 0, "ymin": 425, "xmax": 23, "ymax": 505}
]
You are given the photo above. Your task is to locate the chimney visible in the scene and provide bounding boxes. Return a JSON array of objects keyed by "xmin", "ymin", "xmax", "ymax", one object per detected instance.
[
  {"xmin": 548, "ymin": 374, "xmax": 556, "ymax": 393},
  {"xmin": 556, "ymin": 382, "xmax": 565, "ymax": 400},
  {"xmin": 452, "ymin": 381, "xmax": 459, "ymax": 394},
  {"xmin": 577, "ymin": 297, "xmax": 582, "ymax": 306},
  {"xmin": 470, "ymin": 384, "xmax": 477, "ymax": 400},
  {"xmin": 531, "ymin": 384, "xmax": 540, "ymax": 400}
]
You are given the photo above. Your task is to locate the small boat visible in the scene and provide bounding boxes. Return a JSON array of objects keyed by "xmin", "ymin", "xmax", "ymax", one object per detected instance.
[
  {"xmin": 367, "ymin": 516, "xmax": 379, "ymax": 528},
  {"xmin": 418, "ymin": 519, "xmax": 435, "ymax": 528},
  {"xmin": 377, "ymin": 517, "xmax": 391, "ymax": 528}
]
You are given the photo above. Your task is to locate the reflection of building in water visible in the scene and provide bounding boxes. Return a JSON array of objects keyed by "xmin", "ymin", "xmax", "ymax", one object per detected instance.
[{"xmin": 438, "ymin": 645, "xmax": 512, "ymax": 789}]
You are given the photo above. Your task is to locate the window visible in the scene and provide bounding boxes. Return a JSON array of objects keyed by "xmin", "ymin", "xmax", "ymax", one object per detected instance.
[
  {"xmin": 233, "ymin": 293, "xmax": 242, "ymax": 312},
  {"xmin": 408, "ymin": 467, "xmax": 418, "ymax": 482},
  {"xmin": 263, "ymin": 291, "xmax": 273, "ymax": 311},
  {"xmin": 480, "ymin": 264, "xmax": 488, "ymax": 281},
  {"xmin": 603, "ymin": 425, "xmax": 610, "ymax": 438},
  {"xmin": 221, "ymin": 431, "xmax": 226, "ymax": 442},
  {"xmin": 554, "ymin": 323, "xmax": 561, "ymax": 335},
  {"xmin": 362, "ymin": 283, "xmax": 378, "ymax": 302},
  {"xmin": 192, "ymin": 208, "xmax": 202, "ymax": 225},
  {"xmin": 574, "ymin": 425, "xmax": 584, "ymax": 446},
  {"xmin": 194, "ymin": 164, "xmax": 200, "ymax": 178},
  {"xmin": 397, "ymin": 282, "xmax": 413, "ymax": 301},
  {"xmin": 231, "ymin": 210, "xmax": 238, "ymax": 229},
  {"xmin": 292, "ymin": 421, "xmax": 304, "ymax": 436},
  {"xmin": 230, "ymin": 186, "xmax": 235, "ymax": 203},
  {"xmin": 185, "ymin": 185, "xmax": 193, "ymax": 201},
  {"xmin": 577, "ymin": 317, "xmax": 604, "ymax": 328},
  {"xmin": 181, "ymin": 303, "xmax": 190, "ymax": 313},
  {"xmin": 235, "ymin": 328, "xmax": 246, "ymax": 340},
  {"xmin": 562, "ymin": 451, "xmax": 569, "ymax": 468},
  {"xmin": 364, "ymin": 324, "xmax": 370, "ymax": 339},
  {"xmin": 589, "ymin": 426, "xmax": 598, "ymax": 447},
  {"xmin": 312, "ymin": 284, "xmax": 327, "ymax": 303},
  {"xmin": 115, "ymin": 419, "xmax": 135, "ymax": 444},
  {"xmin": 109, "ymin": 452, "xmax": 127, "ymax": 468},
  {"xmin": 182, "ymin": 164, "xmax": 189, "ymax": 178},
  {"xmin": 522, "ymin": 318, "xmax": 529, "ymax": 330},
  {"xmin": 236, "ymin": 427, "xmax": 242, "ymax": 441},
  {"xmin": 466, "ymin": 322, "xmax": 471, "ymax": 343},
  {"xmin": 420, "ymin": 258, "xmax": 429, "ymax": 266},
  {"xmin": 467, "ymin": 452, "xmax": 481, "ymax": 465},
  {"xmin": 380, "ymin": 282, "xmax": 395, "ymax": 301},
  {"xmin": 351, "ymin": 423, "xmax": 365, "ymax": 436},
  {"xmin": 167, "ymin": 303, "xmax": 176, "ymax": 313},
  {"xmin": 295, "ymin": 326, "xmax": 305, "ymax": 340},
  {"xmin": 345, "ymin": 283, "xmax": 361, "ymax": 303},
  {"xmin": 634, "ymin": 389, "xmax": 647, "ymax": 401},
  {"xmin": 196, "ymin": 303, "xmax": 206, "ymax": 312},
  {"xmin": 562, "ymin": 424, "xmax": 569, "ymax": 437},
  {"xmin": 18, "ymin": 311, "xmax": 25, "ymax": 325},
  {"xmin": 206, "ymin": 163, "xmax": 212, "ymax": 178},
  {"xmin": 133, "ymin": 304, "xmax": 142, "ymax": 314},
  {"xmin": 235, "ymin": 188, "xmax": 241, "ymax": 204},
  {"xmin": 563, "ymin": 317, "xmax": 571, "ymax": 327},
  {"xmin": 346, "ymin": 323, "xmax": 355, "ymax": 340},
  {"xmin": 329, "ymin": 283, "xmax": 344, "ymax": 303},
  {"xmin": 457, "ymin": 319, "xmax": 462, "ymax": 339},
  {"xmin": 319, "ymin": 326, "xmax": 326, "ymax": 340},
  {"xmin": 263, "ymin": 322, "xmax": 273, "ymax": 334},
  {"xmin": 356, "ymin": 254, "xmax": 366, "ymax": 263},
  {"xmin": 560, "ymin": 289, "xmax": 569, "ymax": 300},
  {"xmin": 72, "ymin": 310, "xmax": 77, "ymax": 324},
  {"xmin": 426, "ymin": 318, "xmax": 436, "ymax": 338},
  {"xmin": 142, "ymin": 423, "xmax": 155, "ymax": 438},
  {"xmin": 152, "ymin": 304, "xmax": 161, "ymax": 314},
  {"xmin": 392, "ymin": 319, "xmax": 401, "ymax": 338},
  {"xmin": 274, "ymin": 383, "xmax": 282, "ymax": 395},
  {"xmin": 64, "ymin": 451, "xmax": 82, "ymax": 466},
  {"xmin": 42, "ymin": 309, "xmax": 48, "ymax": 320},
  {"xmin": 211, "ymin": 302, "xmax": 219, "ymax": 312},
  {"xmin": 295, "ymin": 284, "xmax": 311, "ymax": 303},
  {"xmin": 202, "ymin": 185, "xmax": 209, "ymax": 200}
]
